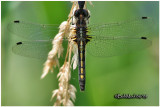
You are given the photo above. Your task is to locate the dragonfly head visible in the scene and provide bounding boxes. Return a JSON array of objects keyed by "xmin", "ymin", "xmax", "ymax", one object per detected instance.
[
  {"xmin": 72, "ymin": 1, "xmax": 90, "ymax": 25},
  {"xmin": 73, "ymin": 9, "xmax": 90, "ymax": 26}
]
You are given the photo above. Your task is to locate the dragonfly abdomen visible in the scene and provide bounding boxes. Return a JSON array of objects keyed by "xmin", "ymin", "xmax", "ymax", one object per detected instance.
[
  {"xmin": 78, "ymin": 40, "xmax": 86, "ymax": 91},
  {"xmin": 74, "ymin": 26, "xmax": 91, "ymax": 91}
]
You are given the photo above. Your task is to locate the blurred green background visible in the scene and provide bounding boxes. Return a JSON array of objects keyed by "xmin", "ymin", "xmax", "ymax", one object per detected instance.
[{"xmin": 1, "ymin": 1, "xmax": 159, "ymax": 106}]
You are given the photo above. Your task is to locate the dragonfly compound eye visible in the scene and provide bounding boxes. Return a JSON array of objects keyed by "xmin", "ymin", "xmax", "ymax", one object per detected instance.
[
  {"xmin": 74, "ymin": 9, "xmax": 81, "ymax": 18},
  {"xmin": 82, "ymin": 9, "xmax": 89, "ymax": 18}
]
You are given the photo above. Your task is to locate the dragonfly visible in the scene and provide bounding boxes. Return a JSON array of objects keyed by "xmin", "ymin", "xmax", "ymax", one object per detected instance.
[{"xmin": 8, "ymin": 1, "xmax": 152, "ymax": 91}]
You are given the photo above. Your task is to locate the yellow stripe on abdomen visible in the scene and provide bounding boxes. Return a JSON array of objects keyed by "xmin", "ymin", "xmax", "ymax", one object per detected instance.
[
  {"xmin": 81, "ymin": 61, "xmax": 83, "ymax": 67},
  {"xmin": 81, "ymin": 68, "xmax": 83, "ymax": 74}
]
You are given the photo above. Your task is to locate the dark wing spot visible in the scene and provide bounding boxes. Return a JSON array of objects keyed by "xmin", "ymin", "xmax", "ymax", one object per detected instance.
[
  {"xmin": 142, "ymin": 17, "xmax": 148, "ymax": 19},
  {"xmin": 16, "ymin": 42, "xmax": 22, "ymax": 45},
  {"xmin": 14, "ymin": 20, "xmax": 20, "ymax": 23},
  {"xmin": 141, "ymin": 37, "xmax": 147, "ymax": 39}
]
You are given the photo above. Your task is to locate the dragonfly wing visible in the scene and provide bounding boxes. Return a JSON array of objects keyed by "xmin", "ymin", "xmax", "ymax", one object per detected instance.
[
  {"xmin": 86, "ymin": 36, "xmax": 152, "ymax": 57},
  {"xmin": 8, "ymin": 20, "xmax": 59, "ymax": 40},
  {"xmin": 86, "ymin": 17, "xmax": 153, "ymax": 57},
  {"xmin": 88, "ymin": 17, "xmax": 153, "ymax": 38},
  {"xmin": 12, "ymin": 40, "xmax": 52, "ymax": 59}
]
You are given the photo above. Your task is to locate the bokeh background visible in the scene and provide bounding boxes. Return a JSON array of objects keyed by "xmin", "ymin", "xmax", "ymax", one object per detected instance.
[{"xmin": 1, "ymin": 1, "xmax": 159, "ymax": 106}]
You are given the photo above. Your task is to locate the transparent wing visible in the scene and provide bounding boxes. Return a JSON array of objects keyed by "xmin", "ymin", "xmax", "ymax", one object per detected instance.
[
  {"xmin": 87, "ymin": 17, "xmax": 153, "ymax": 57},
  {"xmin": 86, "ymin": 36, "xmax": 152, "ymax": 57},
  {"xmin": 88, "ymin": 17, "xmax": 153, "ymax": 37},
  {"xmin": 8, "ymin": 20, "xmax": 59, "ymax": 40},
  {"xmin": 12, "ymin": 40, "xmax": 52, "ymax": 59}
]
